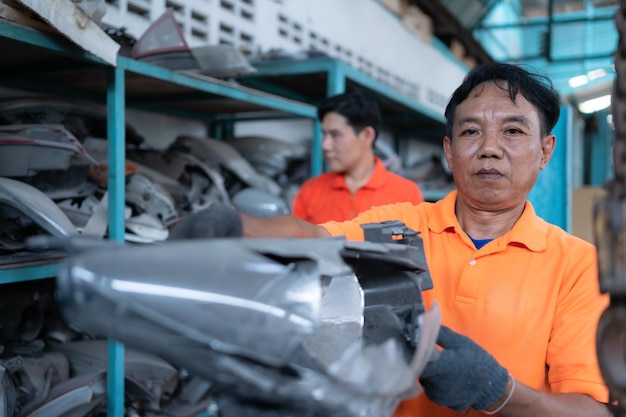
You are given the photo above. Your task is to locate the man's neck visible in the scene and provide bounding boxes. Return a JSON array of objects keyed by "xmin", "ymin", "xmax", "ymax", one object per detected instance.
[
  {"xmin": 455, "ymin": 199, "xmax": 526, "ymax": 240},
  {"xmin": 343, "ymin": 155, "xmax": 376, "ymax": 195}
]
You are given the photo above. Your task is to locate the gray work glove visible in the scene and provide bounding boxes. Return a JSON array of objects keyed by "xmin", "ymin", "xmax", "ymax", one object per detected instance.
[
  {"xmin": 419, "ymin": 325, "xmax": 509, "ymax": 412},
  {"xmin": 169, "ymin": 204, "xmax": 243, "ymax": 239}
]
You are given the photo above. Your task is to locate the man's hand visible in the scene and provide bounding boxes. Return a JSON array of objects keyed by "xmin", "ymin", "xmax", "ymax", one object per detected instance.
[
  {"xmin": 419, "ymin": 325, "xmax": 510, "ymax": 412},
  {"xmin": 169, "ymin": 204, "xmax": 243, "ymax": 239}
]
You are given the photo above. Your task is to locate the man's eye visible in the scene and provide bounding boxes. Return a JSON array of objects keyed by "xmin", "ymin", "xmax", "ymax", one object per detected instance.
[
  {"xmin": 461, "ymin": 128, "xmax": 478, "ymax": 135},
  {"xmin": 505, "ymin": 128, "xmax": 522, "ymax": 134}
]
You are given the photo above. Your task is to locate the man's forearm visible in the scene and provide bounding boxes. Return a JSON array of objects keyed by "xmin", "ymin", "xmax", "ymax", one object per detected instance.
[
  {"xmin": 241, "ymin": 214, "xmax": 331, "ymax": 239},
  {"xmin": 500, "ymin": 379, "xmax": 610, "ymax": 417}
]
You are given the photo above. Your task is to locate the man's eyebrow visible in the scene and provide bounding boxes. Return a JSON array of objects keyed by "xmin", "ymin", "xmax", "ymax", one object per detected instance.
[
  {"xmin": 459, "ymin": 116, "xmax": 478, "ymax": 124},
  {"xmin": 456, "ymin": 116, "xmax": 480, "ymax": 125},
  {"xmin": 456, "ymin": 115, "xmax": 531, "ymax": 126},
  {"xmin": 504, "ymin": 115, "xmax": 531, "ymax": 125}
]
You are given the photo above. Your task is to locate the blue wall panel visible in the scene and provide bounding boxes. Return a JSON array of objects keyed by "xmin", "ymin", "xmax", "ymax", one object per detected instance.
[
  {"xmin": 588, "ymin": 110, "xmax": 614, "ymax": 186},
  {"xmin": 528, "ymin": 105, "xmax": 571, "ymax": 231}
]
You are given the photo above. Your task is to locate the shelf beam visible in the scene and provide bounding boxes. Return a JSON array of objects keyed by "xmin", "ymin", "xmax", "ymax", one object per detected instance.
[
  {"xmin": 119, "ymin": 57, "xmax": 317, "ymax": 119},
  {"xmin": 0, "ymin": 263, "xmax": 60, "ymax": 283},
  {"xmin": 249, "ymin": 57, "xmax": 445, "ymax": 123}
]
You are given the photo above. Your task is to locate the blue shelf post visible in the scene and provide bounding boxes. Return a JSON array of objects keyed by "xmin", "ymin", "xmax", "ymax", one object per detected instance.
[
  {"xmin": 326, "ymin": 61, "xmax": 346, "ymax": 96},
  {"xmin": 311, "ymin": 119, "xmax": 323, "ymax": 176},
  {"xmin": 106, "ymin": 64, "xmax": 126, "ymax": 417}
]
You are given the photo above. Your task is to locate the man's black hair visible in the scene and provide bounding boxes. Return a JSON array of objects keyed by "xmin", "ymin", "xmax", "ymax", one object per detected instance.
[
  {"xmin": 444, "ymin": 62, "xmax": 561, "ymax": 138},
  {"xmin": 317, "ymin": 90, "xmax": 382, "ymax": 140}
]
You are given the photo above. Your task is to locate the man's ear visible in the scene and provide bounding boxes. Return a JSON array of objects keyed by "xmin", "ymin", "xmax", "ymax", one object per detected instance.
[
  {"xmin": 539, "ymin": 134, "xmax": 556, "ymax": 170},
  {"xmin": 443, "ymin": 136, "xmax": 453, "ymax": 171},
  {"xmin": 359, "ymin": 126, "xmax": 377, "ymax": 147}
]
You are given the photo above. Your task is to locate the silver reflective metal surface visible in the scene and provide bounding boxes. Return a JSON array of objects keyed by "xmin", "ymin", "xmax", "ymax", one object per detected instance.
[
  {"xmin": 0, "ymin": 176, "xmax": 77, "ymax": 242},
  {"xmin": 56, "ymin": 235, "xmax": 439, "ymax": 417},
  {"xmin": 231, "ymin": 188, "xmax": 291, "ymax": 217},
  {"xmin": 58, "ymin": 239, "xmax": 325, "ymax": 366}
]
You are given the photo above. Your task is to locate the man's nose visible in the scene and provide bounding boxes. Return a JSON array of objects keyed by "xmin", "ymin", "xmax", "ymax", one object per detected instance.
[
  {"xmin": 321, "ymin": 134, "xmax": 333, "ymax": 150},
  {"xmin": 478, "ymin": 130, "xmax": 503, "ymax": 158}
]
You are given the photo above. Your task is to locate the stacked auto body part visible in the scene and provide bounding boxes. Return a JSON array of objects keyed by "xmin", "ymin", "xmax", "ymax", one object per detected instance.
[{"xmin": 53, "ymin": 221, "xmax": 440, "ymax": 417}]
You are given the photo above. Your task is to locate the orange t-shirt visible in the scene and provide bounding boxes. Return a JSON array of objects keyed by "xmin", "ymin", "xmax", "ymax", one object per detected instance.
[
  {"xmin": 322, "ymin": 190, "xmax": 609, "ymax": 417},
  {"xmin": 292, "ymin": 157, "xmax": 423, "ymax": 224}
]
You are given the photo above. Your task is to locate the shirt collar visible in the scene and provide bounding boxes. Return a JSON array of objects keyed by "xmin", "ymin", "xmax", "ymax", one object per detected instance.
[
  {"xmin": 330, "ymin": 156, "xmax": 384, "ymax": 189},
  {"xmin": 365, "ymin": 157, "xmax": 389, "ymax": 189},
  {"xmin": 428, "ymin": 189, "xmax": 548, "ymax": 252}
]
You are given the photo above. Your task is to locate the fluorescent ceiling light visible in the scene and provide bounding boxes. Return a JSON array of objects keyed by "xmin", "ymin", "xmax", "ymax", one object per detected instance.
[
  {"xmin": 569, "ymin": 74, "xmax": 588, "ymax": 88},
  {"xmin": 568, "ymin": 68, "xmax": 610, "ymax": 89},
  {"xmin": 579, "ymin": 94, "xmax": 612, "ymax": 114},
  {"xmin": 587, "ymin": 68, "xmax": 607, "ymax": 81}
]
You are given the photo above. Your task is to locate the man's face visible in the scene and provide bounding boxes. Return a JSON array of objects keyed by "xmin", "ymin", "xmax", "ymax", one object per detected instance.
[
  {"xmin": 443, "ymin": 81, "xmax": 555, "ymax": 211},
  {"xmin": 321, "ymin": 112, "xmax": 373, "ymax": 173}
]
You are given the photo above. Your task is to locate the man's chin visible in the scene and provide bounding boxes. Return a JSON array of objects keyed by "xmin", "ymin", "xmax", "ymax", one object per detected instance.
[{"xmin": 325, "ymin": 162, "xmax": 341, "ymax": 172}]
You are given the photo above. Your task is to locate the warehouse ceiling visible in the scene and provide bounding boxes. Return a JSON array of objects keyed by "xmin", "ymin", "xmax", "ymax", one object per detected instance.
[
  {"xmin": 410, "ymin": 0, "xmax": 619, "ymax": 110},
  {"xmin": 440, "ymin": 0, "xmax": 618, "ymax": 30}
]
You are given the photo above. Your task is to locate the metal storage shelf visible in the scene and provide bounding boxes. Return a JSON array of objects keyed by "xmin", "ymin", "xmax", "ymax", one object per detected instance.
[
  {"xmin": 0, "ymin": 17, "xmax": 318, "ymax": 417},
  {"xmin": 0, "ymin": 19, "xmax": 318, "ymax": 281}
]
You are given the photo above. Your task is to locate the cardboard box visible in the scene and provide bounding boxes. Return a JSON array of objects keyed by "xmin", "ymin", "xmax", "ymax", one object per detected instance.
[
  {"xmin": 571, "ymin": 186, "xmax": 608, "ymax": 244},
  {"xmin": 380, "ymin": 0, "xmax": 407, "ymax": 16},
  {"xmin": 402, "ymin": 5, "xmax": 433, "ymax": 43},
  {"xmin": 14, "ymin": 0, "xmax": 120, "ymax": 66},
  {"xmin": 0, "ymin": 0, "xmax": 55, "ymax": 32},
  {"xmin": 450, "ymin": 38, "xmax": 466, "ymax": 61},
  {"xmin": 462, "ymin": 56, "xmax": 477, "ymax": 69}
]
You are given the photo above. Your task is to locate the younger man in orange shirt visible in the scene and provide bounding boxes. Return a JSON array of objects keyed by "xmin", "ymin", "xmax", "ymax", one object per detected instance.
[{"xmin": 292, "ymin": 91, "xmax": 423, "ymax": 223}]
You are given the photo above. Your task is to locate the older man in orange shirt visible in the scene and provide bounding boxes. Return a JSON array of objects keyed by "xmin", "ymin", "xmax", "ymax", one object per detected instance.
[
  {"xmin": 292, "ymin": 91, "xmax": 424, "ymax": 223},
  {"xmin": 173, "ymin": 63, "xmax": 610, "ymax": 417}
]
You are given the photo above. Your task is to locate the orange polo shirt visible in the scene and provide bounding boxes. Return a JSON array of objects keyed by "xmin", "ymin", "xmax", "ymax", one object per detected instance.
[
  {"xmin": 292, "ymin": 157, "xmax": 423, "ymax": 224},
  {"xmin": 322, "ymin": 190, "xmax": 609, "ymax": 417}
]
